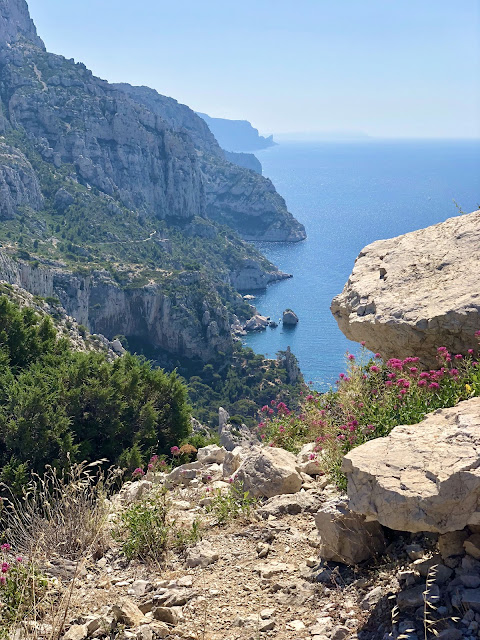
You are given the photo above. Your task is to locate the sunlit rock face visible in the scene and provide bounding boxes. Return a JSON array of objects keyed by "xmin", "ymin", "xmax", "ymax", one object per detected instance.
[{"xmin": 331, "ymin": 210, "xmax": 480, "ymax": 367}]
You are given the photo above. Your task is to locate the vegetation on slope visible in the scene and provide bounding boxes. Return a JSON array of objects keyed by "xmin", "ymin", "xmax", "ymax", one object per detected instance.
[
  {"xmin": 0, "ymin": 293, "xmax": 191, "ymax": 492},
  {"xmin": 261, "ymin": 340, "xmax": 480, "ymax": 488}
]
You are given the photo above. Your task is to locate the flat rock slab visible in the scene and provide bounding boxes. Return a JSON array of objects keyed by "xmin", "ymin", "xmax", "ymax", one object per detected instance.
[
  {"xmin": 331, "ymin": 210, "xmax": 480, "ymax": 367},
  {"xmin": 342, "ymin": 398, "xmax": 480, "ymax": 533}
]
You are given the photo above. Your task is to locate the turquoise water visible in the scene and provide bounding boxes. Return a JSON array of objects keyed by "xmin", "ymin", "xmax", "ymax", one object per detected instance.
[{"xmin": 244, "ymin": 140, "xmax": 480, "ymax": 390}]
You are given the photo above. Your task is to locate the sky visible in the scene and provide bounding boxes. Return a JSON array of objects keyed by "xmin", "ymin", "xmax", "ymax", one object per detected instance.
[{"xmin": 27, "ymin": 0, "xmax": 480, "ymax": 139}]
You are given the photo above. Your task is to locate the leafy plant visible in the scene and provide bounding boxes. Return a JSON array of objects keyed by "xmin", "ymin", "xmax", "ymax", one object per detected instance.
[
  {"xmin": 206, "ymin": 481, "xmax": 257, "ymax": 524},
  {"xmin": 114, "ymin": 489, "xmax": 201, "ymax": 565}
]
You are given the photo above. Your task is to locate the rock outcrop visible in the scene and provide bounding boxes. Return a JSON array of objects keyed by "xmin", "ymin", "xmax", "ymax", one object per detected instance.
[
  {"xmin": 223, "ymin": 151, "xmax": 262, "ymax": 174},
  {"xmin": 283, "ymin": 309, "xmax": 299, "ymax": 326},
  {"xmin": 234, "ymin": 447, "xmax": 303, "ymax": 498},
  {"xmin": 0, "ymin": 142, "xmax": 43, "ymax": 218},
  {"xmin": 228, "ymin": 259, "xmax": 291, "ymax": 291},
  {"xmin": 315, "ymin": 498, "xmax": 386, "ymax": 565},
  {"xmin": 196, "ymin": 112, "xmax": 276, "ymax": 152},
  {"xmin": 112, "ymin": 84, "xmax": 305, "ymax": 241},
  {"xmin": 331, "ymin": 211, "xmax": 480, "ymax": 367},
  {"xmin": 0, "ymin": 0, "xmax": 45, "ymax": 50},
  {"xmin": 342, "ymin": 397, "xmax": 480, "ymax": 533}
]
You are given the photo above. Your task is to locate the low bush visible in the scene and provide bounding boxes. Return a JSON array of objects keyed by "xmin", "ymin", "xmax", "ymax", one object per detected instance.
[
  {"xmin": 114, "ymin": 489, "xmax": 202, "ymax": 565},
  {"xmin": 205, "ymin": 481, "xmax": 257, "ymax": 525},
  {"xmin": 261, "ymin": 337, "xmax": 480, "ymax": 488},
  {"xmin": 0, "ymin": 461, "xmax": 118, "ymax": 560}
]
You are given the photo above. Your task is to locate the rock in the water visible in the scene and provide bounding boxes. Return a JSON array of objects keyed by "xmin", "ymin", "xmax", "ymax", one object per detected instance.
[
  {"xmin": 331, "ymin": 210, "xmax": 480, "ymax": 368},
  {"xmin": 235, "ymin": 447, "xmax": 303, "ymax": 498},
  {"xmin": 282, "ymin": 309, "xmax": 299, "ymax": 326},
  {"xmin": 245, "ymin": 314, "xmax": 270, "ymax": 332},
  {"xmin": 315, "ymin": 498, "xmax": 386, "ymax": 565},
  {"xmin": 342, "ymin": 398, "xmax": 480, "ymax": 533}
]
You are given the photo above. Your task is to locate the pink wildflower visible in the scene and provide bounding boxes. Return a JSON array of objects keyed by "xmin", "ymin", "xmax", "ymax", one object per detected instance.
[
  {"xmin": 370, "ymin": 365, "xmax": 380, "ymax": 373},
  {"xmin": 361, "ymin": 341, "xmax": 366, "ymax": 347},
  {"xmin": 348, "ymin": 354, "xmax": 355, "ymax": 361},
  {"xmin": 429, "ymin": 382, "xmax": 440, "ymax": 390}
]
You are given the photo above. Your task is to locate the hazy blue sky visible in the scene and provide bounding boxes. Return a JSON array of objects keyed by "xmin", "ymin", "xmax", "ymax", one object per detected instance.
[{"xmin": 27, "ymin": 0, "xmax": 480, "ymax": 138}]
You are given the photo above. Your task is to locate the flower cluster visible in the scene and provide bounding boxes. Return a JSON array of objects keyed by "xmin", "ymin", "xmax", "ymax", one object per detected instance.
[{"xmin": 259, "ymin": 338, "xmax": 480, "ymax": 489}]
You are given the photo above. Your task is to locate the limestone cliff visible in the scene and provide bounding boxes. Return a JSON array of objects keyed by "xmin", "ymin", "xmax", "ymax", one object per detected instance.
[
  {"xmin": 196, "ymin": 112, "xmax": 276, "ymax": 152},
  {"xmin": 0, "ymin": 0, "xmax": 44, "ymax": 50},
  {"xmin": 113, "ymin": 84, "xmax": 305, "ymax": 241},
  {"xmin": 0, "ymin": 141, "xmax": 43, "ymax": 218},
  {"xmin": 0, "ymin": 249, "xmax": 232, "ymax": 360}
]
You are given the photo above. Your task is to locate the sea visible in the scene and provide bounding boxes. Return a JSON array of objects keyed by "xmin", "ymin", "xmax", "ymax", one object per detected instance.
[{"xmin": 243, "ymin": 139, "xmax": 480, "ymax": 390}]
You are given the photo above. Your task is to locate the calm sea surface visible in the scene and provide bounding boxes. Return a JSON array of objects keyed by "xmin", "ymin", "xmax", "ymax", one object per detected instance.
[{"xmin": 243, "ymin": 140, "xmax": 480, "ymax": 390}]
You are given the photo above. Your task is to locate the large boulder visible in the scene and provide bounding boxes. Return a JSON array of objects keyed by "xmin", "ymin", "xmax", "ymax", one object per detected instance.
[
  {"xmin": 342, "ymin": 398, "xmax": 480, "ymax": 533},
  {"xmin": 315, "ymin": 498, "xmax": 386, "ymax": 565},
  {"xmin": 218, "ymin": 407, "xmax": 258, "ymax": 451},
  {"xmin": 235, "ymin": 447, "xmax": 303, "ymax": 498},
  {"xmin": 331, "ymin": 210, "xmax": 480, "ymax": 368},
  {"xmin": 197, "ymin": 444, "xmax": 226, "ymax": 465}
]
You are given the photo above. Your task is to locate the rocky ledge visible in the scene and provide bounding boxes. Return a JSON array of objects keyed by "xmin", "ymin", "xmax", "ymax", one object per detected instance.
[{"xmin": 331, "ymin": 210, "xmax": 480, "ymax": 367}]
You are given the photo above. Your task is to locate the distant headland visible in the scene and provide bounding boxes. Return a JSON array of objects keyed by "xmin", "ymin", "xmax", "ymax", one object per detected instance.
[{"xmin": 196, "ymin": 112, "xmax": 277, "ymax": 152}]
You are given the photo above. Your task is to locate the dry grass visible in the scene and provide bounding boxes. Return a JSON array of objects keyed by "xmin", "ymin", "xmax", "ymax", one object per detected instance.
[{"xmin": 0, "ymin": 461, "xmax": 122, "ymax": 640}]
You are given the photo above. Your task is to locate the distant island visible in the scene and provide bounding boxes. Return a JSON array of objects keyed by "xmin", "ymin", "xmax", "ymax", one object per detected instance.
[{"xmin": 196, "ymin": 112, "xmax": 277, "ymax": 152}]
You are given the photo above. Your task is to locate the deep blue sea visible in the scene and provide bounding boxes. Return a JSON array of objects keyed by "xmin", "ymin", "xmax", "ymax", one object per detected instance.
[{"xmin": 243, "ymin": 139, "xmax": 480, "ymax": 390}]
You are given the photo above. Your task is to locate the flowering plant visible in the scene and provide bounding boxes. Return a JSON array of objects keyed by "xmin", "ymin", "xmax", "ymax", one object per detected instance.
[
  {"xmin": 0, "ymin": 544, "xmax": 47, "ymax": 629},
  {"xmin": 259, "ymin": 339, "xmax": 480, "ymax": 488}
]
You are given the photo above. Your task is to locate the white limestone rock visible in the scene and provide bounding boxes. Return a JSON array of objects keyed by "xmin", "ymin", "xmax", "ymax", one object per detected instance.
[
  {"xmin": 342, "ymin": 397, "xmax": 480, "ymax": 533},
  {"xmin": 331, "ymin": 210, "xmax": 480, "ymax": 367},
  {"xmin": 235, "ymin": 447, "xmax": 303, "ymax": 498},
  {"xmin": 315, "ymin": 498, "xmax": 386, "ymax": 565}
]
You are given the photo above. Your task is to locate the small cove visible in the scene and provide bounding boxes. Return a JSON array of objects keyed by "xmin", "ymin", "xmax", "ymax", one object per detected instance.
[{"xmin": 244, "ymin": 139, "xmax": 480, "ymax": 390}]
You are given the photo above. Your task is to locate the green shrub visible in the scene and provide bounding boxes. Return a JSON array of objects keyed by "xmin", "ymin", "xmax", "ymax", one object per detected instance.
[
  {"xmin": 0, "ymin": 295, "xmax": 191, "ymax": 490},
  {"xmin": 114, "ymin": 490, "xmax": 201, "ymax": 564},
  {"xmin": 206, "ymin": 481, "xmax": 257, "ymax": 524}
]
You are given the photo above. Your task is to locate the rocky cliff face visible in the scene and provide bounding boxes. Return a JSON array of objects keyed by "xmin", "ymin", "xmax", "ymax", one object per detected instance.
[
  {"xmin": 0, "ymin": 2, "xmax": 304, "ymax": 238},
  {"xmin": 223, "ymin": 150, "xmax": 262, "ymax": 174},
  {"xmin": 113, "ymin": 84, "xmax": 305, "ymax": 241},
  {"xmin": 331, "ymin": 210, "xmax": 480, "ymax": 366},
  {"xmin": 0, "ymin": 141, "xmax": 43, "ymax": 218},
  {"xmin": 0, "ymin": 0, "xmax": 44, "ymax": 50},
  {"xmin": 0, "ymin": 0, "xmax": 305, "ymax": 361},
  {"xmin": 196, "ymin": 112, "xmax": 276, "ymax": 152},
  {"xmin": 0, "ymin": 249, "xmax": 232, "ymax": 360}
]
